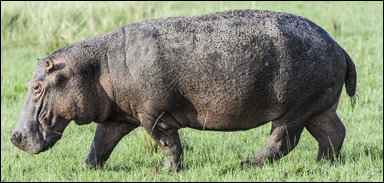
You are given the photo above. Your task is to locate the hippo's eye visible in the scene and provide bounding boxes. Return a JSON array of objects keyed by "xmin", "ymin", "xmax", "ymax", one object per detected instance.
[{"xmin": 32, "ymin": 84, "xmax": 42, "ymax": 94}]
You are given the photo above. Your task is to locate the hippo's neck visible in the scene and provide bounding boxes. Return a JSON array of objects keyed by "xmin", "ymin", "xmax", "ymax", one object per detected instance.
[
  {"xmin": 52, "ymin": 29, "xmax": 118, "ymax": 64},
  {"xmin": 52, "ymin": 29, "xmax": 125, "ymax": 124}
]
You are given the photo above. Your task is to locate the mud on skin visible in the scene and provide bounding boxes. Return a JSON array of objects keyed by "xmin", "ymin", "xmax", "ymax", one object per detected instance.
[{"xmin": 10, "ymin": 9, "xmax": 356, "ymax": 171}]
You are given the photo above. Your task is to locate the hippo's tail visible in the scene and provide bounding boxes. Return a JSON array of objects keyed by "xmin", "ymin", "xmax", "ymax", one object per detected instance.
[
  {"xmin": 343, "ymin": 49, "xmax": 357, "ymax": 109},
  {"xmin": 343, "ymin": 49, "xmax": 356, "ymax": 97}
]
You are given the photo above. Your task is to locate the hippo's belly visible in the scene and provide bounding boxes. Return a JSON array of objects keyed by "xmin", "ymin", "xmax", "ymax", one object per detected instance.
[{"xmin": 176, "ymin": 79, "xmax": 290, "ymax": 130}]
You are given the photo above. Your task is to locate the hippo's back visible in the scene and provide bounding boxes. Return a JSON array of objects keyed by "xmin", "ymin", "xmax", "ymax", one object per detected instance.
[{"xmin": 123, "ymin": 10, "xmax": 347, "ymax": 130}]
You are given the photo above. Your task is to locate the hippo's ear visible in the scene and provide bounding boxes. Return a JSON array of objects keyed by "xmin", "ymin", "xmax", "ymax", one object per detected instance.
[{"xmin": 45, "ymin": 59, "xmax": 54, "ymax": 74}]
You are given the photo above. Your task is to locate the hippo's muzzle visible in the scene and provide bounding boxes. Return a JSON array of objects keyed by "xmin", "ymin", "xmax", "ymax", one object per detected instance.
[
  {"xmin": 9, "ymin": 118, "xmax": 64, "ymax": 154},
  {"xmin": 9, "ymin": 127, "xmax": 45, "ymax": 154},
  {"xmin": 9, "ymin": 129, "xmax": 64, "ymax": 154}
]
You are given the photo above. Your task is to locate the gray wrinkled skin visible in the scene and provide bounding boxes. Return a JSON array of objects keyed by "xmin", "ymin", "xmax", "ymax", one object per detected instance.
[{"xmin": 10, "ymin": 9, "xmax": 356, "ymax": 170}]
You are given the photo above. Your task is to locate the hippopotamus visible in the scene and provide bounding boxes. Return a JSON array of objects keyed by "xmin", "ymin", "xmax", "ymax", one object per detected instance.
[{"xmin": 10, "ymin": 9, "xmax": 356, "ymax": 171}]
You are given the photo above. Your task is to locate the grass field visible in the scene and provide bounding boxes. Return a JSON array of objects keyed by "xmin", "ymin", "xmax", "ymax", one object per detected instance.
[{"xmin": 1, "ymin": 1, "xmax": 383, "ymax": 181}]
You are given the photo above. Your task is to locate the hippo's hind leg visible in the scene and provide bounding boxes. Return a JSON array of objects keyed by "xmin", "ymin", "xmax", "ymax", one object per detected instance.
[
  {"xmin": 84, "ymin": 122, "xmax": 138, "ymax": 168},
  {"xmin": 305, "ymin": 103, "xmax": 345, "ymax": 163},
  {"xmin": 241, "ymin": 115, "xmax": 308, "ymax": 166},
  {"xmin": 139, "ymin": 113, "xmax": 183, "ymax": 172}
]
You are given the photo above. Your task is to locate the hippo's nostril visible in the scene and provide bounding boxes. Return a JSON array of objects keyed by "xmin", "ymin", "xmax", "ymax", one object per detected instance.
[{"xmin": 10, "ymin": 131, "xmax": 21, "ymax": 142}]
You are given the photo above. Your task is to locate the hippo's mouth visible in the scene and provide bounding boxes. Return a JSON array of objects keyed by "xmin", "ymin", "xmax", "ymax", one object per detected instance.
[{"xmin": 36, "ymin": 104, "xmax": 64, "ymax": 149}]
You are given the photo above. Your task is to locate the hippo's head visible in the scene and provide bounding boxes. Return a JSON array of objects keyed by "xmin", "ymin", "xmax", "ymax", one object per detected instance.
[{"xmin": 10, "ymin": 54, "xmax": 106, "ymax": 154}]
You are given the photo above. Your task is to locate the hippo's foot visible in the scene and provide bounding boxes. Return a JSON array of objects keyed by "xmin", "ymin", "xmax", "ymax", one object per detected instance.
[
  {"xmin": 240, "ymin": 159, "xmax": 263, "ymax": 167},
  {"xmin": 162, "ymin": 152, "xmax": 183, "ymax": 172},
  {"xmin": 83, "ymin": 154, "xmax": 108, "ymax": 169},
  {"xmin": 82, "ymin": 161, "xmax": 104, "ymax": 169},
  {"xmin": 139, "ymin": 113, "xmax": 184, "ymax": 172}
]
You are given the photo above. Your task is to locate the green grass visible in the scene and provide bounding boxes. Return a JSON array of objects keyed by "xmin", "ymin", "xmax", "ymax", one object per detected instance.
[{"xmin": 1, "ymin": 1, "xmax": 383, "ymax": 181}]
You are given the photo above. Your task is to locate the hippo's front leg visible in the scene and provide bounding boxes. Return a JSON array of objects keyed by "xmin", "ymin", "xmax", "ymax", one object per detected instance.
[
  {"xmin": 84, "ymin": 122, "xmax": 138, "ymax": 168},
  {"xmin": 139, "ymin": 113, "xmax": 183, "ymax": 172}
]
